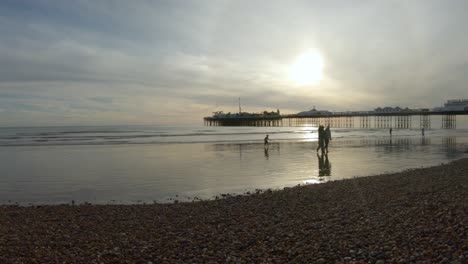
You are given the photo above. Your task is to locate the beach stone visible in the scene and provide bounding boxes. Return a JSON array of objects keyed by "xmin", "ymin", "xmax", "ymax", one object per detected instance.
[{"xmin": 1, "ymin": 158, "xmax": 467, "ymax": 263}]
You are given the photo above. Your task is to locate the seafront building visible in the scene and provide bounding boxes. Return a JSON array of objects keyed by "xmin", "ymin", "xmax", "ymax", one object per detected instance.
[
  {"xmin": 296, "ymin": 108, "xmax": 332, "ymax": 116},
  {"xmin": 433, "ymin": 99, "xmax": 468, "ymax": 112}
]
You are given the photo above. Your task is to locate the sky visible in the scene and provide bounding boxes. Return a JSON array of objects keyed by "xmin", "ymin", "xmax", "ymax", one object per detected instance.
[{"xmin": 1, "ymin": 0, "xmax": 468, "ymax": 126}]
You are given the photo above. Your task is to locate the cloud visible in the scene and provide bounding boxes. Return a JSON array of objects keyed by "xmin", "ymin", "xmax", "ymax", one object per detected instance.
[
  {"xmin": 1, "ymin": 1, "xmax": 468, "ymax": 126},
  {"xmin": 88, "ymin": 97, "xmax": 113, "ymax": 104}
]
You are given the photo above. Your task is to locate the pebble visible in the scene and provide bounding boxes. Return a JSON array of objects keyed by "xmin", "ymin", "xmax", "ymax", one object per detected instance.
[{"xmin": 0, "ymin": 158, "xmax": 467, "ymax": 263}]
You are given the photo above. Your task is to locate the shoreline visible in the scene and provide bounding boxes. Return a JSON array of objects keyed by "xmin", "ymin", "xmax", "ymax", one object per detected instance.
[
  {"xmin": 1, "ymin": 158, "xmax": 467, "ymax": 262},
  {"xmin": 3, "ymin": 155, "xmax": 468, "ymax": 207}
]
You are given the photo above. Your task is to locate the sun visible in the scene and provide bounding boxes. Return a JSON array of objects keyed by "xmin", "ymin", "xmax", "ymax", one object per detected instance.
[{"xmin": 289, "ymin": 50, "xmax": 324, "ymax": 85}]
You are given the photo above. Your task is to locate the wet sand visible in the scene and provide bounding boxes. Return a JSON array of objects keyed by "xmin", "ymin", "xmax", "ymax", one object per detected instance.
[
  {"xmin": 1, "ymin": 158, "xmax": 467, "ymax": 263},
  {"xmin": 2, "ymin": 137, "xmax": 466, "ymax": 205}
]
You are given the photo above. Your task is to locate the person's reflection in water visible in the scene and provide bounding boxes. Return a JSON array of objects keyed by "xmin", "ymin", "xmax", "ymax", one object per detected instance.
[
  {"xmin": 264, "ymin": 147, "xmax": 269, "ymax": 160},
  {"xmin": 421, "ymin": 137, "xmax": 430, "ymax": 146},
  {"xmin": 237, "ymin": 144, "xmax": 244, "ymax": 161},
  {"xmin": 317, "ymin": 152, "xmax": 331, "ymax": 176}
]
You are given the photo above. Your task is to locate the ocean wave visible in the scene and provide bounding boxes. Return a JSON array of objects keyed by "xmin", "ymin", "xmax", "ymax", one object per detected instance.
[
  {"xmin": 1, "ymin": 126, "xmax": 467, "ymax": 147},
  {"xmin": 1, "ymin": 130, "xmax": 303, "ymax": 141}
]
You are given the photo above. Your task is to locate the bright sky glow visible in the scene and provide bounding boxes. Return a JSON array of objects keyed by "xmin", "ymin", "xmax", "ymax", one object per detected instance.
[
  {"xmin": 1, "ymin": 1, "xmax": 468, "ymax": 126},
  {"xmin": 289, "ymin": 51, "xmax": 324, "ymax": 86}
]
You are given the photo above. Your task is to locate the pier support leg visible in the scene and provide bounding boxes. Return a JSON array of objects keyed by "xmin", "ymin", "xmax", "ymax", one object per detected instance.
[
  {"xmin": 442, "ymin": 115, "xmax": 456, "ymax": 129},
  {"xmin": 420, "ymin": 115, "xmax": 430, "ymax": 129},
  {"xmin": 361, "ymin": 116, "xmax": 369, "ymax": 128}
]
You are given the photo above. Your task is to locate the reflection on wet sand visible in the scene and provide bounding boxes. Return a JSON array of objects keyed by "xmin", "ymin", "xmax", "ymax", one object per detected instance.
[
  {"xmin": 208, "ymin": 136, "xmax": 462, "ymax": 156},
  {"xmin": 443, "ymin": 137, "xmax": 458, "ymax": 158},
  {"xmin": 317, "ymin": 153, "xmax": 331, "ymax": 176},
  {"xmin": 206, "ymin": 143, "xmax": 260, "ymax": 160},
  {"xmin": 206, "ymin": 136, "xmax": 465, "ymax": 188},
  {"xmin": 205, "ymin": 142, "xmax": 283, "ymax": 161},
  {"xmin": 304, "ymin": 153, "xmax": 332, "ymax": 184},
  {"xmin": 443, "ymin": 137, "xmax": 456, "ymax": 148},
  {"xmin": 337, "ymin": 137, "xmax": 448, "ymax": 148},
  {"xmin": 420, "ymin": 137, "xmax": 431, "ymax": 146}
]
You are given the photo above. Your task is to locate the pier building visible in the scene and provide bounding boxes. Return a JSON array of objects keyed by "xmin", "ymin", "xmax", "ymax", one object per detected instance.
[{"xmin": 204, "ymin": 100, "xmax": 468, "ymax": 129}]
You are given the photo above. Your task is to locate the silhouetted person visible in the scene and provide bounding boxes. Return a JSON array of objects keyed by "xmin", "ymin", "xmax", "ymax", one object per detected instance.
[
  {"xmin": 264, "ymin": 134, "xmax": 269, "ymax": 146},
  {"xmin": 389, "ymin": 128, "xmax": 393, "ymax": 136},
  {"xmin": 422, "ymin": 128, "xmax": 425, "ymax": 136},
  {"xmin": 316, "ymin": 125, "xmax": 325, "ymax": 153},
  {"xmin": 324, "ymin": 125, "xmax": 332, "ymax": 152}
]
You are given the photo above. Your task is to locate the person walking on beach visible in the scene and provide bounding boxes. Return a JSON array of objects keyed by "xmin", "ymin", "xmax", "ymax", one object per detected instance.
[
  {"xmin": 389, "ymin": 128, "xmax": 393, "ymax": 136},
  {"xmin": 324, "ymin": 125, "xmax": 332, "ymax": 152},
  {"xmin": 422, "ymin": 128, "xmax": 425, "ymax": 137},
  {"xmin": 264, "ymin": 134, "xmax": 269, "ymax": 147},
  {"xmin": 316, "ymin": 125, "xmax": 325, "ymax": 153}
]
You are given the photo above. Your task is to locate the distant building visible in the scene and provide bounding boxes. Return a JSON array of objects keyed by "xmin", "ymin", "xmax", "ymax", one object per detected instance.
[
  {"xmin": 374, "ymin": 106, "xmax": 411, "ymax": 113},
  {"xmin": 213, "ymin": 111, "xmax": 225, "ymax": 117},
  {"xmin": 296, "ymin": 108, "xmax": 332, "ymax": 116},
  {"xmin": 441, "ymin": 99, "xmax": 468, "ymax": 111}
]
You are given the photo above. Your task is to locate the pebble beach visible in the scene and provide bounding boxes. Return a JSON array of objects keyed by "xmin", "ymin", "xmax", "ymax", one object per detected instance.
[{"xmin": 1, "ymin": 158, "xmax": 467, "ymax": 263}]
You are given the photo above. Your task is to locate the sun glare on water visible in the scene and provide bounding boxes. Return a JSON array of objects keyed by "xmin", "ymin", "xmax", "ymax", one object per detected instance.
[{"xmin": 289, "ymin": 51, "xmax": 324, "ymax": 86}]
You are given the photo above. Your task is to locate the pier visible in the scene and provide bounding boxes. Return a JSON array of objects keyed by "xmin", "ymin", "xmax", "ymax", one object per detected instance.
[{"xmin": 204, "ymin": 110, "xmax": 468, "ymax": 129}]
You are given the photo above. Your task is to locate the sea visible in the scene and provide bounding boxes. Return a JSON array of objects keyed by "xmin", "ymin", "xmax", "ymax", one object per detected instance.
[{"xmin": 1, "ymin": 115, "xmax": 468, "ymax": 205}]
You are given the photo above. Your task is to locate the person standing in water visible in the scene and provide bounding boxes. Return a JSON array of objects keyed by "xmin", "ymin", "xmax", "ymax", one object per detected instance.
[
  {"xmin": 422, "ymin": 127, "xmax": 425, "ymax": 136},
  {"xmin": 324, "ymin": 125, "xmax": 332, "ymax": 152},
  {"xmin": 389, "ymin": 128, "xmax": 393, "ymax": 136},
  {"xmin": 264, "ymin": 134, "xmax": 269, "ymax": 146}
]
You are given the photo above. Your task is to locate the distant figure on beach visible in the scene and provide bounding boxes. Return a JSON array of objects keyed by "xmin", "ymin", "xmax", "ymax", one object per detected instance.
[
  {"xmin": 422, "ymin": 128, "xmax": 425, "ymax": 137},
  {"xmin": 324, "ymin": 125, "xmax": 332, "ymax": 152},
  {"xmin": 316, "ymin": 125, "xmax": 325, "ymax": 153},
  {"xmin": 264, "ymin": 134, "xmax": 269, "ymax": 146},
  {"xmin": 389, "ymin": 128, "xmax": 393, "ymax": 136}
]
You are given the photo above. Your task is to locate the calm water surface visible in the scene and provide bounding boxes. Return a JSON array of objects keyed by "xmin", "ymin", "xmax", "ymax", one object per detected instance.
[{"xmin": 1, "ymin": 118, "xmax": 468, "ymax": 204}]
